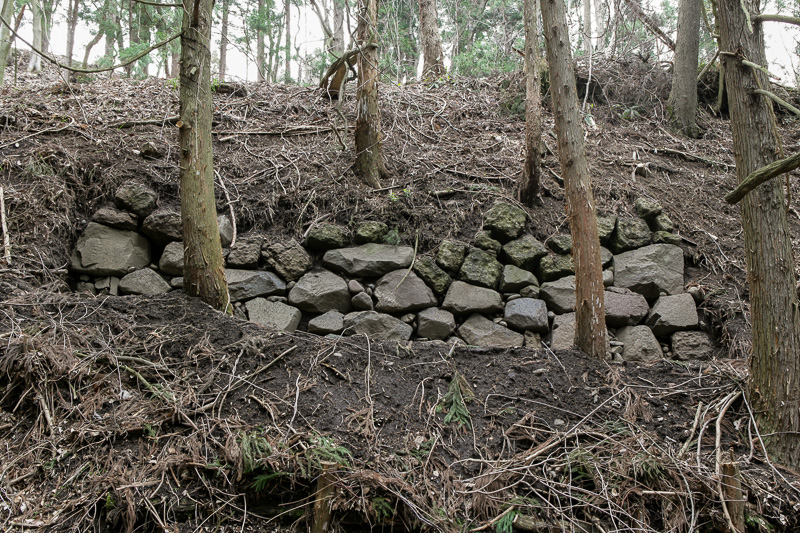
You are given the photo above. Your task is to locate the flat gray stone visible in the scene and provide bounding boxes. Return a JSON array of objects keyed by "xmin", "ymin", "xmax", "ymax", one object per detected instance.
[
  {"xmin": 610, "ymin": 218, "xmax": 652, "ymax": 253},
  {"xmin": 504, "ymin": 298, "xmax": 548, "ymax": 332},
  {"xmin": 499, "ymin": 264, "xmax": 538, "ymax": 293},
  {"xmin": 547, "ymin": 235, "xmax": 573, "ymax": 254},
  {"xmin": 351, "ymin": 292, "xmax": 374, "ymax": 310},
  {"xmin": 141, "ymin": 210, "xmax": 182, "ymax": 244},
  {"xmin": 262, "ymin": 239, "xmax": 312, "ymax": 282},
  {"xmin": 634, "ymin": 197, "xmax": 662, "ymax": 220},
  {"xmin": 484, "ymin": 202, "xmax": 526, "ymax": 242},
  {"xmin": 539, "ymin": 275, "xmax": 576, "ymax": 314},
  {"xmin": 159, "ymin": 241, "xmax": 184, "ymax": 276},
  {"xmin": 616, "ymin": 325, "xmax": 662, "ymax": 362},
  {"xmin": 323, "ymin": 244, "xmax": 414, "ymax": 277},
  {"xmin": 288, "ymin": 269, "xmax": 351, "ymax": 313},
  {"xmin": 114, "ymin": 182, "xmax": 157, "ymax": 218},
  {"xmin": 613, "ymin": 244, "xmax": 684, "ymax": 300},
  {"xmin": 417, "ymin": 307, "xmax": 456, "ymax": 340},
  {"xmin": 374, "ymin": 270, "xmax": 437, "ymax": 313},
  {"xmin": 652, "ymin": 213, "xmax": 674, "ymax": 233},
  {"xmin": 227, "ymin": 236, "xmax": 262, "ymax": 269},
  {"xmin": 70, "ymin": 222, "xmax": 151, "ymax": 277},
  {"xmin": 604, "ymin": 287, "xmax": 649, "ymax": 327},
  {"xmin": 458, "ymin": 248, "xmax": 503, "ymax": 289},
  {"xmin": 308, "ymin": 311, "xmax": 345, "ymax": 335},
  {"xmin": 227, "ymin": 269, "xmax": 286, "ymax": 302},
  {"xmin": 549, "ymin": 313, "xmax": 575, "ymax": 351},
  {"xmin": 246, "ymin": 298, "xmax": 301, "ymax": 332},
  {"xmin": 646, "ymin": 293, "xmax": 698, "ymax": 336},
  {"xmin": 436, "ymin": 240, "xmax": 468, "ymax": 274},
  {"xmin": 119, "ymin": 268, "xmax": 171, "ymax": 295},
  {"xmin": 94, "ymin": 276, "xmax": 120, "ymax": 296},
  {"xmin": 93, "ymin": 206, "xmax": 138, "ymax": 230},
  {"xmin": 501, "ymin": 235, "xmax": 548, "ymax": 272},
  {"xmin": 459, "ymin": 314, "xmax": 524, "ymax": 347},
  {"xmin": 442, "ymin": 281, "xmax": 503, "ymax": 315},
  {"xmin": 343, "ymin": 311, "xmax": 413, "ymax": 341},
  {"xmin": 671, "ymin": 331, "xmax": 715, "ymax": 361}
]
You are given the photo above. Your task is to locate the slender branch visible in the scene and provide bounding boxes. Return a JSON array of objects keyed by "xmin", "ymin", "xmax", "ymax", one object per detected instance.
[
  {"xmin": 131, "ymin": 0, "xmax": 182, "ymax": 6},
  {"xmin": 620, "ymin": 0, "xmax": 676, "ymax": 50},
  {"xmin": 754, "ymin": 13, "xmax": 800, "ymax": 26},
  {"xmin": 725, "ymin": 151, "xmax": 800, "ymax": 204},
  {"xmin": 753, "ymin": 88, "xmax": 800, "ymax": 116},
  {"xmin": 0, "ymin": 12, "xmax": 182, "ymax": 74}
]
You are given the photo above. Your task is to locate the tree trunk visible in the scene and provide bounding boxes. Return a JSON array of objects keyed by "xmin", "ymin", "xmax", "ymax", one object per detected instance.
[
  {"xmin": 219, "ymin": 0, "xmax": 229, "ymax": 81},
  {"xmin": 179, "ymin": 0, "xmax": 231, "ymax": 313},
  {"xmin": 594, "ymin": 0, "xmax": 607, "ymax": 52},
  {"xmin": 619, "ymin": 0, "xmax": 676, "ymax": 51},
  {"xmin": 284, "ymin": 0, "xmax": 291, "ymax": 83},
  {"xmin": 28, "ymin": 0, "xmax": 44, "ymax": 72},
  {"xmin": 257, "ymin": 0, "xmax": 266, "ymax": 81},
  {"xmin": 518, "ymin": 0, "xmax": 542, "ymax": 205},
  {"xmin": 0, "ymin": 0, "xmax": 14, "ymax": 85},
  {"xmin": 354, "ymin": 0, "xmax": 385, "ymax": 188},
  {"xmin": 540, "ymin": 0, "xmax": 607, "ymax": 359},
  {"xmin": 667, "ymin": 0, "xmax": 701, "ymax": 137},
  {"xmin": 333, "ymin": 0, "xmax": 345, "ymax": 55},
  {"xmin": 418, "ymin": 0, "xmax": 446, "ymax": 78},
  {"xmin": 65, "ymin": 0, "xmax": 79, "ymax": 67},
  {"xmin": 582, "ymin": 0, "xmax": 592, "ymax": 55},
  {"xmin": 718, "ymin": 0, "xmax": 800, "ymax": 468},
  {"xmin": 82, "ymin": 28, "xmax": 104, "ymax": 68}
]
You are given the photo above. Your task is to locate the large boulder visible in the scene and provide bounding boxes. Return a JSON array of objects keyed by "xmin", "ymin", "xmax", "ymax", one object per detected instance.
[
  {"xmin": 288, "ymin": 269, "xmax": 351, "ymax": 313},
  {"xmin": 226, "ymin": 269, "xmax": 286, "ymax": 302},
  {"xmin": 613, "ymin": 244, "xmax": 684, "ymax": 300},
  {"xmin": 374, "ymin": 270, "xmax": 437, "ymax": 313},
  {"xmin": 158, "ymin": 241, "xmax": 184, "ymax": 276},
  {"xmin": 539, "ymin": 275, "xmax": 576, "ymax": 314},
  {"xmin": 343, "ymin": 311, "xmax": 413, "ymax": 340},
  {"xmin": 262, "ymin": 239, "xmax": 312, "ymax": 282},
  {"xmin": 114, "ymin": 182, "xmax": 157, "ymax": 218},
  {"xmin": 501, "ymin": 235, "xmax": 548, "ymax": 272},
  {"xmin": 610, "ymin": 218, "xmax": 652, "ymax": 253},
  {"xmin": 499, "ymin": 265, "xmax": 538, "ymax": 293},
  {"xmin": 646, "ymin": 293, "xmax": 698, "ymax": 336},
  {"xmin": 226, "ymin": 236, "xmax": 262, "ymax": 269},
  {"xmin": 323, "ymin": 244, "xmax": 414, "ymax": 277},
  {"xmin": 118, "ymin": 268, "xmax": 171, "ymax": 295},
  {"xmin": 504, "ymin": 298, "xmax": 548, "ymax": 333},
  {"xmin": 436, "ymin": 240, "xmax": 468, "ymax": 274},
  {"xmin": 141, "ymin": 210, "xmax": 182, "ymax": 244},
  {"xmin": 246, "ymin": 299, "xmax": 302, "ymax": 332},
  {"xmin": 538, "ymin": 254, "xmax": 574, "ymax": 282},
  {"xmin": 483, "ymin": 202, "xmax": 526, "ymax": 242},
  {"xmin": 616, "ymin": 325, "xmax": 662, "ymax": 362},
  {"xmin": 442, "ymin": 281, "xmax": 503, "ymax": 315},
  {"xmin": 417, "ymin": 308, "xmax": 456, "ymax": 340},
  {"xmin": 671, "ymin": 331, "xmax": 715, "ymax": 361},
  {"xmin": 412, "ymin": 256, "xmax": 452, "ymax": 295},
  {"xmin": 458, "ymin": 314, "xmax": 524, "ymax": 347},
  {"xmin": 458, "ymin": 248, "xmax": 503, "ymax": 289},
  {"xmin": 70, "ymin": 222, "xmax": 151, "ymax": 276},
  {"xmin": 604, "ymin": 287, "xmax": 649, "ymax": 327}
]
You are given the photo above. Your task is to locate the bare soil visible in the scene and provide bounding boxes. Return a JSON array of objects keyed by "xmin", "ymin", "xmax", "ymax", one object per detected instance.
[{"xmin": 1, "ymin": 56, "xmax": 800, "ymax": 532}]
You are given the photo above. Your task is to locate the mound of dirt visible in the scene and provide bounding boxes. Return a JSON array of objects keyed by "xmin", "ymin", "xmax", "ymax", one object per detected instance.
[{"xmin": 2, "ymin": 65, "xmax": 800, "ymax": 531}]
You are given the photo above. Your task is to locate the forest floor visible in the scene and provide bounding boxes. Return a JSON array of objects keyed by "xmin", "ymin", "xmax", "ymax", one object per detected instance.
[{"xmin": 1, "ymin": 55, "xmax": 800, "ymax": 532}]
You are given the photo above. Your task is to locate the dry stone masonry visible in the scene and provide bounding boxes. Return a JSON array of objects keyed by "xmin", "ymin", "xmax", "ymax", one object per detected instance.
[{"xmin": 69, "ymin": 183, "xmax": 718, "ymax": 362}]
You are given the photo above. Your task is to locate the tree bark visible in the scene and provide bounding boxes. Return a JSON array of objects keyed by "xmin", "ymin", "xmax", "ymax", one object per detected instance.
[
  {"xmin": 179, "ymin": 0, "xmax": 231, "ymax": 313},
  {"xmin": 418, "ymin": 0, "xmax": 446, "ymax": 78},
  {"xmin": 718, "ymin": 0, "xmax": 800, "ymax": 468},
  {"xmin": 620, "ymin": 0, "xmax": 676, "ymax": 51},
  {"xmin": 0, "ymin": 0, "xmax": 14, "ymax": 84},
  {"xmin": 518, "ymin": 0, "xmax": 542, "ymax": 205},
  {"xmin": 65, "ymin": 0, "xmax": 79, "ymax": 67},
  {"xmin": 354, "ymin": 0, "xmax": 385, "ymax": 188},
  {"xmin": 594, "ymin": 0, "xmax": 607, "ymax": 53},
  {"xmin": 284, "ymin": 0, "xmax": 291, "ymax": 83},
  {"xmin": 582, "ymin": 0, "xmax": 592, "ymax": 55},
  {"xmin": 540, "ymin": 0, "xmax": 607, "ymax": 359},
  {"xmin": 333, "ymin": 0, "xmax": 345, "ymax": 55},
  {"xmin": 82, "ymin": 27, "xmax": 103, "ymax": 68},
  {"xmin": 218, "ymin": 0, "xmax": 229, "ymax": 81},
  {"xmin": 667, "ymin": 0, "xmax": 701, "ymax": 137},
  {"xmin": 256, "ymin": 0, "xmax": 266, "ymax": 81},
  {"xmin": 28, "ymin": 0, "xmax": 44, "ymax": 72}
]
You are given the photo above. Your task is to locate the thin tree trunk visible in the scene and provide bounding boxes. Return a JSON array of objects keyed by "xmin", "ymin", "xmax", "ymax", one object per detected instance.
[
  {"xmin": 667, "ymin": 0, "xmax": 701, "ymax": 137},
  {"xmin": 619, "ymin": 0, "xmax": 676, "ymax": 50},
  {"xmin": 65, "ymin": 0, "xmax": 79, "ymax": 67},
  {"xmin": 257, "ymin": 0, "xmax": 266, "ymax": 81},
  {"xmin": 284, "ymin": 0, "xmax": 291, "ymax": 83},
  {"xmin": 594, "ymin": 0, "xmax": 608, "ymax": 52},
  {"xmin": 718, "ymin": 0, "xmax": 800, "ymax": 468},
  {"xmin": 28, "ymin": 0, "xmax": 44, "ymax": 72},
  {"xmin": 82, "ymin": 28, "xmax": 103, "ymax": 68},
  {"xmin": 354, "ymin": 0, "xmax": 385, "ymax": 188},
  {"xmin": 418, "ymin": 0, "xmax": 445, "ymax": 78},
  {"xmin": 0, "ymin": 0, "xmax": 14, "ymax": 84},
  {"xmin": 519, "ymin": 0, "xmax": 542, "ymax": 205},
  {"xmin": 540, "ymin": 0, "xmax": 607, "ymax": 358},
  {"xmin": 179, "ymin": 0, "xmax": 231, "ymax": 313},
  {"xmin": 583, "ymin": 0, "xmax": 592, "ymax": 55},
  {"xmin": 333, "ymin": 0, "xmax": 345, "ymax": 55},
  {"xmin": 219, "ymin": 0, "xmax": 229, "ymax": 81}
]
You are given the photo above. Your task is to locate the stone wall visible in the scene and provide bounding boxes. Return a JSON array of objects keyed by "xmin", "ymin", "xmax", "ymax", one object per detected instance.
[{"xmin": 69, "ymin": 184, "xmax": 716, "ymax": 362}]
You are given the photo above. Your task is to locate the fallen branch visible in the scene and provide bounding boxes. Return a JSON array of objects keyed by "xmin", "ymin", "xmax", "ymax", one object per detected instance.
[
  {"xmin": 0, "ymin": 186, "xmax": 10, "ymax": 264},
  {"xmin": 111, "ymin": 115, "xmax": 179, "ymax": 128},
  {"xmin": 725, "ymin": 151, "xmax": 800, "ymax": 204}
]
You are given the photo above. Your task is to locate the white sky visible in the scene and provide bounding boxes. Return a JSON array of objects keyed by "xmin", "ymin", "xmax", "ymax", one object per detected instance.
[{"xmin": 6, "ymin": 2, "xmax": 800, "ymax": 85}]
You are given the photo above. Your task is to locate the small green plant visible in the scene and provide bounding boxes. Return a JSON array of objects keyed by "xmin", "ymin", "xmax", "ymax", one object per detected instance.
[
  {"xmin": 495, "ymin": 509, "xmax": 517, "ymax": 533},
  {"xmin": 143, "ymin": 423, "xmax": 157, "ymax": 438},
  {"xmin": 211, "ymin": 77, "xmax": 221, "ymax": 92},
  {"xmin": 632, "ymin": 450, "xmax": 663, "ymax": 483},
  {"xmin": 104, "ymin": 493, "xmax": 116, "ymax": 511},
  {"xmin": 302, "ymin": 434, "xmax": 351, "ymax": 475},
  {"xmin": 383, "ymin": 228, "xmax": 401, "ymax": 245},
  {"xmin": 165, "ymin": 78, "xmax": 179, "ymax": 91},
  {"xmin": 565, "ymin": 447, "xmax": 596, "ymax": 484},
  {"xmin": 388, "ymin": 191, "xmax": 399, "ymax": 202},
  {"xmin": 437, "ymin": 372, "xmax": 474, "ymax": 429},
  {"xmin": 371, "ymin": 497, "xmax": 394, "ymax": 521},
  {"xmin": 250, "ymin": 471, "xmax": 291, "ymax": 492},
  {"xmin": 240, "ymin": 431, "xmax": 273, "ymax": 474}
]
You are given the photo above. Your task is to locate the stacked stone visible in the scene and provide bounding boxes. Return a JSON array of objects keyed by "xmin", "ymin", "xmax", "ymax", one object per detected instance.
[{"xmin": 70, "ymin": 184, "xmax": 716, "ymax": 362}]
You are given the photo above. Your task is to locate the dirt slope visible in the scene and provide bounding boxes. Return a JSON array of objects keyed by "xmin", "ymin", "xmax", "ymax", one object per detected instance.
[{"xmin": 1, "ymin": 62, "xmax": 800, "ymax": 531}]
